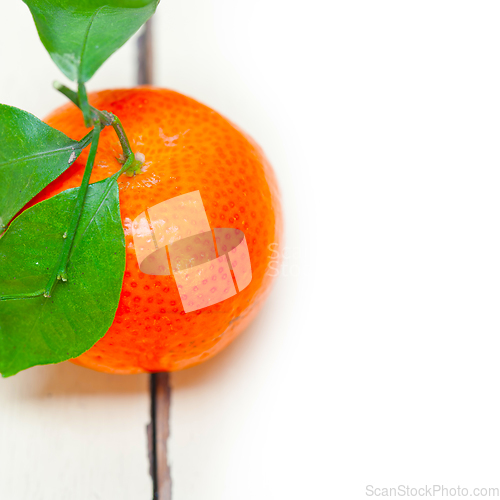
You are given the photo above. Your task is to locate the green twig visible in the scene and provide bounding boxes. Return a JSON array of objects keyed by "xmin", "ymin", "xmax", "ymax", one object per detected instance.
[
  {"xmin": 54, "ymin": 82, "xmax": 108, "ymax": 125},
  {"xmin": 54, "ymin": 81, "xmax": 134, "ymax": 161},
  {"xmin": 110, "ymin": 114, "xmax": 133, "ymax": 158},
  {"xmin": 114, "ymin": 154, "xmax": 136, "ymax": 179},
  {"xmin": 53, "ymin": 81, "xmax": 79, "ymax": 107},
  {"xmin": 44, "ymin": 121, "xmax": 102, "ymax": 298}
]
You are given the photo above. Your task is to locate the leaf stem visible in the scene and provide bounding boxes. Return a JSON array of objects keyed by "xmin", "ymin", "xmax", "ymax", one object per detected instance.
[
  {"xmin": 110, "ymin": 114, "xmax": 133, "ymax": 158},
  {"xmin": 54, "ymin": 81, "xmax": 134, "ymax": 162},
  {"xmin": 44, "ymin": 122, "xmax": 102, "ymax": 298},
  {"xmin": 54, "ymin": 82, "xmax": 105, "ymax": 124},
  {"xmin": 114, "ymin": 154, "xmax": 136, "ymax": 179},
  {"xmin": 53, "ymin": 81, "xmax": 79, "ymax": 107},
  {"xmin": 77, "ymin": 129, "xmax": 94, "ymax": 150}
]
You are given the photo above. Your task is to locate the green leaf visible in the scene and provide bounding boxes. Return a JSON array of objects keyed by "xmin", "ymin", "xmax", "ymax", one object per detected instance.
[
  {"xmin": 23, "ymin": 0, "xmax": 160, "ymax": 82},
  {"xmin": 0, "ymin": 178, "xmax": 125, "ymax": 377},
  {"xmin": 0, "ymin": 104, "xmax": 92, "ymax": 232}
]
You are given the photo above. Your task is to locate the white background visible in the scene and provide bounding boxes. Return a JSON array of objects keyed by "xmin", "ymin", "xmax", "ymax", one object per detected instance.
[{"xmin": 2, "ymin": 1, "xmax": 500, "ymax": 499}]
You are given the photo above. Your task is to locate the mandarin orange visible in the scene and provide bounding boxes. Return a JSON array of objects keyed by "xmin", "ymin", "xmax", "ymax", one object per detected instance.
[{"xmin": 31, "ymin": 87, "xmax": 282, "ymax": 374}]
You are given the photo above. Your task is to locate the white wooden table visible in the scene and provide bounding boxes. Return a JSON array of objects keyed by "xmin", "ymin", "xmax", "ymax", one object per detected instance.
[{"xmin": 3, "ymin": 1, "xmax": 500, "ymax": 499}]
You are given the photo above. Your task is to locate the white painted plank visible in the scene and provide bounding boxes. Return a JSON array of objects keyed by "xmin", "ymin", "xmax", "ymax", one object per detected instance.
[
  {"xmin": 0, "ymin": 364, "xmax": 151, "ymax": 500},
  {"xmin": 0, "ymin": 4, "xmax": 152, "ymax": 500},
  {"xmin": 156, "ymin": 1, "xmax": 500, "ymax": 499}
]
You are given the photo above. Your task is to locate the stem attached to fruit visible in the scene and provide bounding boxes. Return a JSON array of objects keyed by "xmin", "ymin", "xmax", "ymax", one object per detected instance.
[
  {"xmin": 110, "ymin": 114, "xmax": 133, "ymax": 158},
  {"xmin": 54, "ymin": 81, "xmax": 135, "ymax": 163},
  {"xmin": 113, "ymin": 153, "xmax": 136, "ymax": 179},
  {"xmin": 44, "ymin": 121, "xmax": 102, "ymax": 298}
]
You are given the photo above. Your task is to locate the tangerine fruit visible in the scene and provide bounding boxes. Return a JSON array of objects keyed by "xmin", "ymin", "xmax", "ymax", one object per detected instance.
[{"xmin": 31, "ymin": 87, "xmax": 283, "ymax": 374}]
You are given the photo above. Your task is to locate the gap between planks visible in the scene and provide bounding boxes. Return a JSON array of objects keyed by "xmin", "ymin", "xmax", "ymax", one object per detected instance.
[{"xmin": 137, "ymin": 18, "xmax": 173, "ymax": 500}]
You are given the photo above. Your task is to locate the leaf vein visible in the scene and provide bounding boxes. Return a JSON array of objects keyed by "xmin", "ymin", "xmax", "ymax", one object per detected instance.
[
  {"xmin": 0, "ymin": 146, "xmax": 78, "ymax": 170},
  {"xmin": 71, "ymin": 181, "xmax": 117, "ymax": 256},
  {"xmin": 78, "ymin": 6, "xmax": 105, "ymax": 82}
]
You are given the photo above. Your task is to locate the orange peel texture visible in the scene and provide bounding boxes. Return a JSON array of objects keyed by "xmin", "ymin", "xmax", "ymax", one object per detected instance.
[{"xmin": 32, "ymin": 87, "xmax": 283, "ymax": 374}]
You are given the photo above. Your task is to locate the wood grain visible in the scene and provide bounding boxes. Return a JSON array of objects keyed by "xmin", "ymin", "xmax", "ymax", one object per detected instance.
[{"xmin": 0, "ymin": 364, "xmax": 151, "ymax": 500}]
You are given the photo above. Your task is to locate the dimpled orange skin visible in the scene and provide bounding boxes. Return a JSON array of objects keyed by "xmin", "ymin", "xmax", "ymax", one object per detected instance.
[{"xmin": 31, "ymin": 87, "xmax": 282, "ymax": 374}]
